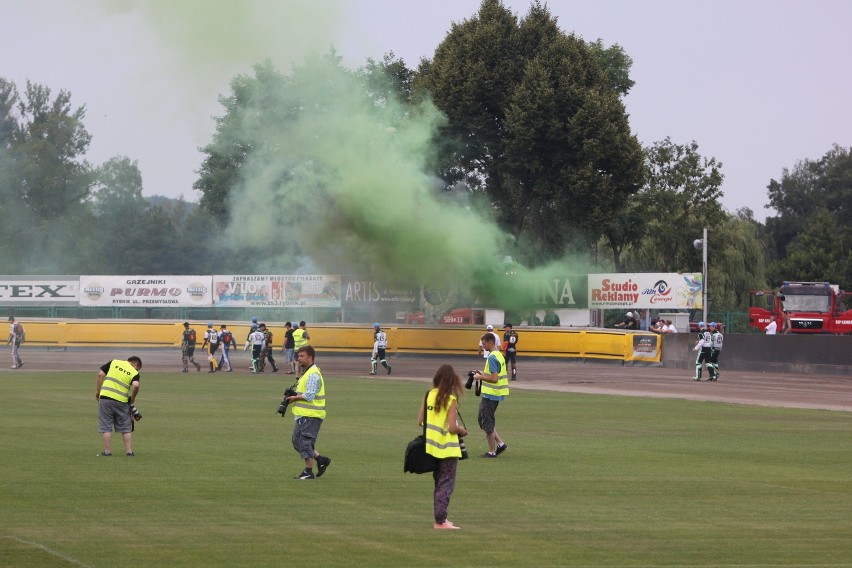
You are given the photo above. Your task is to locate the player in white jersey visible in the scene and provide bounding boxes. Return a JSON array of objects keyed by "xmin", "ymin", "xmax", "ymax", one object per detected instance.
[
  {"xmin": 692, "ymin": 322, "xmax": 713, "ymax": 381},
  {"xmin": 708, "ymin": 322, "xmax": 723, "ymax": 381},
  {"xmin": 370, "ymin": 323, "xmax": 391, "ymax": 375}
]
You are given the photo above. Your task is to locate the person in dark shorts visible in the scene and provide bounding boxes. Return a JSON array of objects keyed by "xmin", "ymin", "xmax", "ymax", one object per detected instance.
[
  {"xmin": 502, "ymin": 323, "xmax": 519, "ymax": 380},
  {"xmin": 96, "ymin": 356, "xmax": 142, "ymax": 456},
  {"xmin": 284, "ymin": 346, "xmax": 331, "ymax": 480},
  {"xmin": 181, "ymin": 322, "xmax": 201, "ymax": 372}
]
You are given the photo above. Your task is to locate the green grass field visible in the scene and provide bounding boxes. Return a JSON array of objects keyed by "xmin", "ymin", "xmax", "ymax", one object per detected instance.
[{"xmin": 1, "ymin": 371, "xmax": 851, "ymax": 567}]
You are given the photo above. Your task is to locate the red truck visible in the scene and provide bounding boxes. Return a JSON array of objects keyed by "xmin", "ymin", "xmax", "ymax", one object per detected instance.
[{"xmin": 748, "ymin": 281, "xmax": 852, "ymax": 334}]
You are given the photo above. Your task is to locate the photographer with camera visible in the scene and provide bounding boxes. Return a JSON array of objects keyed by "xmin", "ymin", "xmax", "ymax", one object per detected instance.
[
  {"xmin": 95, "ymin": 356, "xmax": 142, "ymax": 457},
  {"xmin": 473, "ymin": 334, "xmax": 510, "ymax": 458},
  {"xmin": 418, "ymin": 364, "xmax": 468, "ymax": 530},
  {"xmin": 284, "ymin": 345, "xmax": 332, "ymax": 480}
]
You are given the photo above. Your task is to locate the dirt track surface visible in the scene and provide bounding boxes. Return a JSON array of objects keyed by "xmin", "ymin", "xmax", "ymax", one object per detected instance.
[{"xmin": 4, "ymin": 348, "xmax": 851, "ymax": 412}]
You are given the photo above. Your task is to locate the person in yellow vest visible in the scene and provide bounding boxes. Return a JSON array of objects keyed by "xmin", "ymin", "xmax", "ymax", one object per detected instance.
[
  {"xmin": 292, "ymin": 320, "xmax": 310, "ymax": 350},
  {"xmin": 95, "ymin": 356, "xmax": 142, "ymax": 457},
  {"xmin": 284, "ymin": 345, "xmax": 331, "ymax": 480},
  {"xmin": 418, "ymin": 364, "xmax": 468, "ymax": 530},
  {"xmin": 472, "ymin": 334, "xmax": 509, "ymax": 458}
]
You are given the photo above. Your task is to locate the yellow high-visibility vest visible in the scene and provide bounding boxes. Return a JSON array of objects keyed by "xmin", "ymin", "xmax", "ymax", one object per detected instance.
[
  {"xmin": 481, "ymin": 350, "xmax": 510, "ymax": 398},
  {"xmin": 293, "ymin": 328, "xmax": 309, "ymax": 348},
  {"xmin": 99, "ymin": 360, "xmax": 137, "ymax": 403},
  {"xmin": 292, "ymin": 364, "xmax": 326, "ymax": 419},
  {"xmin": 424, "ymin": 389, "xmax": 462, "ymax": 459}
]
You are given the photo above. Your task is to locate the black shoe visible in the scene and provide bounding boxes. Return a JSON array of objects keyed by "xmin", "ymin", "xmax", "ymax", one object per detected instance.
[
  {"xmin": 97, "ymin": 452, "xmax": 112, "ymax": 457},
  {"xmin": 495, "ymin": 443, "xmax": 508, "ymax": 456},
  {"xmin": 272, "ymin": 367, "xmax": 279, "ymax": 373},
  {"xmin": 295, "ymin": 470, "xmax": 315, "ymax": 480},
  {"xmin": 316, "ymin": 456, "xmax": 331, "ymax": 477},
  {"xmin": 479, "ymin": 452, "xmax": 497, "ymax": 458},
  {"xmin": 126, "ymin": 451, "xmax": 135, "ymax": 456},
  {"xmin": 386, "ymin": 366, "xmax": 392, "ymax": 375}
]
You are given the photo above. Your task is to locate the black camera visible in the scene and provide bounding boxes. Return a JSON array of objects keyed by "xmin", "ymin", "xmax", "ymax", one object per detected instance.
[
  {"xmin": 130, "ymin": 405, "xmax": 142, "ymax": 421},
  {"xmin": 465, "ymin": 371, "xmax": 481, "ymax": 396},
  {"xmin": 465, "ymin": 370, "xmax": 476, "ymax": 390},
  {"xmin": 276, "ymin": 387, "xmax": 298, "ymax": 416}
]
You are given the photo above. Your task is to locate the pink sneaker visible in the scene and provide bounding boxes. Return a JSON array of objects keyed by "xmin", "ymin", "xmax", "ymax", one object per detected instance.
[{"xmin": 433, "ymin": 520, "xmax": 460, "ymax": 530}]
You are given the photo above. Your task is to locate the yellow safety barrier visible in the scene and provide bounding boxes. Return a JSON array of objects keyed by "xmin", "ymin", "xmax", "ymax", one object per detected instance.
[{"xmin": 16, "ymin": 320, "xmax": 660, "ymax": 362}]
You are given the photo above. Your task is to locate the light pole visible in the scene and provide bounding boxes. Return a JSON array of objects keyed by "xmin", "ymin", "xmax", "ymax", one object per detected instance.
[{"xmin": 693, "ymin": 228, "xmax": 708, "ymax": 323}]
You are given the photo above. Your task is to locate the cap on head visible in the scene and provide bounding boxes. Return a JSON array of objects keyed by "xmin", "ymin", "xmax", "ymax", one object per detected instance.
[
  {"xmin": 373, "ymin": 322, "xmax": 380, "ymax": 328},
  {"xmin": 7, "ymin": 316, "xmax": 14, "ymax": 321},
  {"xmin": 251, "ymin": 316, "xmax": 258, "ymax": 323},
  {"xmin": 699, "ymin": 321, "xmax": 706, "ymax": 328},
  {"xmin": 207, "ymin": 322, "xmax": 213, "ymax": 328},
  {"xmin": 486, "ymin": 325, "xmax": 494, "ymax": 330},
  {"xmin": 626, "ymin": 312, "xmax": 633, "ymax": 317},
  {"xmin": 709, "ymin": 322, "xmax": 717, "ymax": 328}
]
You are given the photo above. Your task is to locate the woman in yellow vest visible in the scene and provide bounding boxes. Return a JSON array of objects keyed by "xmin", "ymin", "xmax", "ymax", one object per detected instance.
[{"xmin": 417, "ymin": 364, "xmax": 468, "ymax": 530}]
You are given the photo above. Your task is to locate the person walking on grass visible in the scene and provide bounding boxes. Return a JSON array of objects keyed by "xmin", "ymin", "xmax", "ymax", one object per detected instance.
[
  {"xmin": 96, "ymin": 356, "xmax": 142, "ymax": 457},
  {"xmin": 473, "ymin": 333, "xmax": 509, "ymax": 458},
  {"xmin": 418, "ymin": 364, "xmax": 468, "ymax": 530},
  {"xmin": 284, "ymin": 345, "xmax": 332, "ymax": 480}
]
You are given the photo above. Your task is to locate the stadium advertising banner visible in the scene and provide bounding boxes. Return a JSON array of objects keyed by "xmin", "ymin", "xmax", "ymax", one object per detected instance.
[
  {"xmin": 341, "ymin": 278, "xmax": 418, "ymax": 307},
  {"xmin": 79, "ymin": 276, "xmax": 212, "ymax": 307},
  {"xmin": 0, "ymin": 278, "xmax": 80, "ymax": 304},
  {"xmin": 588, "ymin": 273, "xmax": 702, "ymax": 309},
  {"xmin": 530, "ymin": 275, "xmax": 588, "ymax": 308},
  {"xmin": 213, "ymin": 275, "xmax": 341, "ymax": 308}
]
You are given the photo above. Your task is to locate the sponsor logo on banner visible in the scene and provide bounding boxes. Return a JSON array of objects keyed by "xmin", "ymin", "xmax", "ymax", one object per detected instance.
[
  {"xmin": 79, "ymin": 276, "xmax": 212, "ymax": 306},
  {"xmin": 589, "ymin": 273, "xmax": 702, "ymax": 309},
  {"xmin": 342, "ymin": 279, "xmax": 417, "ymax": 305},
  {"xmin": 0, "ymin": 280, "xmax": 79, "ymax": 303},
  {"xmin": 213, "ymin": 275, "xmax": 341, "ymax": 307}
]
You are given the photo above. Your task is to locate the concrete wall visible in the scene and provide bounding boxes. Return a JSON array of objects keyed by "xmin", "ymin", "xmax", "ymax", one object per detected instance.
[{"xmin": 661, "ymin": 333, "xmax": 852, "ymax": 376}]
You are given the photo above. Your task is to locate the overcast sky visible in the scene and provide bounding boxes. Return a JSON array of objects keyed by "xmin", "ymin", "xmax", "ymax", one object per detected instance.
[{"xmin": 3, "ymin": 0, "xmax": 850, "ymax": 221}]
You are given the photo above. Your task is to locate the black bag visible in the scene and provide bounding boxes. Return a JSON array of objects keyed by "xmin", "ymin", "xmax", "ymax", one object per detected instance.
[
  {"xmin": 404, "ymin": 434, "xmax": 437, "ymax": 474},
  {"xmin": 405, "ymin": 391, "xmax": 438, "ymax": 474}
]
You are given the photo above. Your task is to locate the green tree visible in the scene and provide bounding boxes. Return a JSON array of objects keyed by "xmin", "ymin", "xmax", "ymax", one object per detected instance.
[
  {"xmin": 706, "ymin": 209, "xmax": 768, "ymax": 311},
  {"xmin": 627, "ymin": 138, "xmax": 726, "ymax": 273},
  {"xmin": 0, "ymin": 79, "xmax": 95, "ymax": 273},
  {"xmin": 587, "ymin": 39, "xmax": 635, "ymax": 97},
  {"xmin": 414, "ymin": 0, "xmax": 644, "ymax": 265},
  {"xmin": 764, "ymin": 144, "xmax": 852, "ymax": 290},
  {"xmin": 90, "ymin": 155, "xmax": 145, "ymax": 216},
  {"xmin": 195, "ymin": 59, "xmax": 290, "ymax": 224},
  {"xmin": 12, "ymin": 81, "xmax": 93, "ymax": 218}
]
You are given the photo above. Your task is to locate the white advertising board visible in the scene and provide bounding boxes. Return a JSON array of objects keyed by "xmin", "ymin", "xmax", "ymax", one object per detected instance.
[
  {"xmin": 588, "ymin": 273, "xmax": 703, "ymax": 310},
  {"xmin": 212, "ymin": 275, "xmax": 341, "ymax": 308},
  {"xmin": 79, "ymin": 276, "xmax": 212, "ymax": 307},
  {"xmin": 0, "ymin": 278, "xmax": 79, "ymax": 304}
]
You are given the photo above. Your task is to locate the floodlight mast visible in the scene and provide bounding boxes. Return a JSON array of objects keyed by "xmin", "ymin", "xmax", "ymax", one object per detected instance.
[{"xmin": 701, "ymin": 228, "xmax": 708, "ymax": 323}]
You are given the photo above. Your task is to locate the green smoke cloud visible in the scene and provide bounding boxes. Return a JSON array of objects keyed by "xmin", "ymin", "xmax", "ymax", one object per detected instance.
[{"xmin": 116, "ymin": 1, "xmax": 592, "ymax": 310}]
